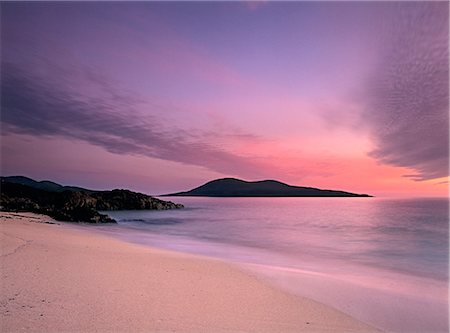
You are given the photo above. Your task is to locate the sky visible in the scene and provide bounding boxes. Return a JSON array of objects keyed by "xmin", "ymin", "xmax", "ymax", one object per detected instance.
[{"xmin": 1, "ymin": 1, "xmax": 448, "ymax": 197}]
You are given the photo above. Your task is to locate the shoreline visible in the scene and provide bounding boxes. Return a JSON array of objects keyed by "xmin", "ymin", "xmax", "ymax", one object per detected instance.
[
  {"xmin": 86, "ymin": 217, "xmax": 448, "ymax": 333},
  {"xmin": 0, "ymin": 212, "xmax": 379, "ymax": 332}
]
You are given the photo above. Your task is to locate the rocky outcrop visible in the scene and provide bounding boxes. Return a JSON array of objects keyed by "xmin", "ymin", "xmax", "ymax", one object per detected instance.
[
  {"xmin": 92, "ymin": 189, "xmax": 184, "ymax": 210},
  {"xmin": 0, "ymin": 183, "xmax": 115, "ymax": 223},
  {"xmin": 0, "ymin": 181, "xmax": 183, "ymax": 223}
]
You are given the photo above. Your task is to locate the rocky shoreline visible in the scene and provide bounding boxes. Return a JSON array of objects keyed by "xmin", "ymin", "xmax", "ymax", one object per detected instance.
[{"xmin": 0, "ymin": 181, "xmax": 183, "ymax": 223}]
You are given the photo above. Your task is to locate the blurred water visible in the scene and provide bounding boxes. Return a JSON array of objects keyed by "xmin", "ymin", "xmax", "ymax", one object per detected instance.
[{"xmin": 95, "ymin": 197, "xmax": 448, "ymax": 332}]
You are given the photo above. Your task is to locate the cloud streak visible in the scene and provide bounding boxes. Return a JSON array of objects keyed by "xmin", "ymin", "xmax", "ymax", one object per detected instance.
[
  {"xmin": 0, "ymin": 61, "xmax": 270, "ymax": 179},
  {"xmin": 365, "ymin": 2, "xmax": 449, "ymax": 181}
]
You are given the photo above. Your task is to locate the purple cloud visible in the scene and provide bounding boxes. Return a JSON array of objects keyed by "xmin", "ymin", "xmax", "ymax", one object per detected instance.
[
  {"xmin": 0, "ymin": 61, "xmax": 269, "ymax": 179},
  {"xmin": 365, "ymin": 2, "xmax": 449, "ymax": 181}
]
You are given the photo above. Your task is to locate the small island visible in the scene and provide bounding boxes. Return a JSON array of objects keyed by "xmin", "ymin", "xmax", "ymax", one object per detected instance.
[
  {"xmin": 0, "ymin": 176, "xmax": 183, "ymax": 223},
  {"xmin": 164, "ymin": 178, "xmax": 372, "ymax": 197}
]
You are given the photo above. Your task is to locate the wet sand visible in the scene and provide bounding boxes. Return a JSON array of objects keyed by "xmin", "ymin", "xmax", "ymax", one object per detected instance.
[{"xmin": 0, "ymin": 212, "xmax": 379, "ymax": 332}]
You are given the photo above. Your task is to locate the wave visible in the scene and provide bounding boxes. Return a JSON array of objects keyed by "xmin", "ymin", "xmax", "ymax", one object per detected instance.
[{"xmin": 119, "ymin": 218, "xmax": 183, "ymax": 225}]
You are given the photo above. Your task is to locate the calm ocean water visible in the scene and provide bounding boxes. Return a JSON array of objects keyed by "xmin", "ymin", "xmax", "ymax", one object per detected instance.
[{"xmin": 94, "ymin": 197, "xmax": 448, "ymax": 332}]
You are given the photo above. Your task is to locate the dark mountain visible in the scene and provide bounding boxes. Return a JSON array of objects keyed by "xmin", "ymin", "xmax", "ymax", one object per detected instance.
[
  {"xmin": 1, "ymin": 176, "xmax": 94, "ymax": 193},
  {"xmin": 164, "ymin": 178, "xmax": 372, "ymax": 197},
  {"xmin": 1, "ymin": 177, "xmax": 184, "ymax": 223}
]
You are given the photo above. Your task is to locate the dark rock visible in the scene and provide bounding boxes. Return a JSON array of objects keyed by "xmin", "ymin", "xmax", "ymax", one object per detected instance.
[
  {"xmin": 91, "ymin": 189, "xmax": 183, "ymax": 210},
  {"xmin": 0, "ymin": 179, "xmax": 183, "ymax": 223}
]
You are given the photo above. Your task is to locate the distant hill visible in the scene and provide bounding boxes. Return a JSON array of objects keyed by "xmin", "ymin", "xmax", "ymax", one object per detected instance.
[
  {"xmin": 164, "ymin": 178, "xmax": 372, "ymax": 197},
  {"xmin": 1, "ymin": 176, "xmax": 94, "ymax": 193},
  {"xmin": 1, "ymin": 176, "xmax": 184, "ymax": 223}
]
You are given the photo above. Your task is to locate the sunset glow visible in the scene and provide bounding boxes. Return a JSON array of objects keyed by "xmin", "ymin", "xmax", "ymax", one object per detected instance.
[{"xmin": 1, "ymin": 1, "xmax": 448, "ymax": 196}]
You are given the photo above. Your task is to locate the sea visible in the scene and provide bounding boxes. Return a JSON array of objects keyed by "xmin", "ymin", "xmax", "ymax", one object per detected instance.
[{"xmin": 91, "ymin": 197, "xmax": 448, "ymax": 333}]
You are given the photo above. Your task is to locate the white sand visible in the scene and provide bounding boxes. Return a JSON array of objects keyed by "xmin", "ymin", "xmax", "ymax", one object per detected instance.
[{"xmin": 0, "ymin": 212, "xmax": 379, "ymax": 332}]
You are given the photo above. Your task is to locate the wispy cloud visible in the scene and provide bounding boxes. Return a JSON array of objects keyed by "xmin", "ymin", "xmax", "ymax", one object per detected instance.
[
  {"xmin": 365, "ymin": 2, "xmax": 449, "ymax": 181},
  {"xmin": 0, "ymin": 61, "xmax": 268, "ymax": 179}
]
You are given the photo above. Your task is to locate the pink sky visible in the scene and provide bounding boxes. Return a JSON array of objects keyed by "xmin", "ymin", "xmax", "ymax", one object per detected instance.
[{"xmin": 1, "ymin": 2, "xmax": 448, "ymax": 197}]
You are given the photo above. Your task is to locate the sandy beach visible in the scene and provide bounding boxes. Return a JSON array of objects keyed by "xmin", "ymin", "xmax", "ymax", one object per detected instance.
[{"xmin": 0, "ymin": 212, "xmax": 379, "ymax": 332}]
